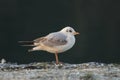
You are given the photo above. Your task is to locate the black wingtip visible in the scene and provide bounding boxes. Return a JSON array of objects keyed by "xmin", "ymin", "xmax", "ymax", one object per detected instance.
[
  {"xmin": 18, "ymin": 41, "xmax": 34, "ymax": 43},
  {"xmin": 20, "ymin": 45, "xmax": 35, "ymax": 46}
]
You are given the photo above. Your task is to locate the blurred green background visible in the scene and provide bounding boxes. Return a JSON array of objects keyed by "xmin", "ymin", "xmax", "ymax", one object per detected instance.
[{"xmin": 0, "ymin": 0, "xmax": 119, "ymax": 64}]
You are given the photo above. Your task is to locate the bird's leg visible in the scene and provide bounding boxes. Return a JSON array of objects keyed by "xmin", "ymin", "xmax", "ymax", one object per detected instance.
[{"xmin": 55, "ymin": 52, "xmax": 59, "ymax": 64}]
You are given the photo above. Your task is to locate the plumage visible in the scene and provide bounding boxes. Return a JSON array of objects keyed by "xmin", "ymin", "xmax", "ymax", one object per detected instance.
[
  {"xmin": 34, "ymin": 32, "xmax": 67, "ymax": 47},
  {"xmin": 19, "ymin": 26, "xmax": 79, "ymax": 64}
]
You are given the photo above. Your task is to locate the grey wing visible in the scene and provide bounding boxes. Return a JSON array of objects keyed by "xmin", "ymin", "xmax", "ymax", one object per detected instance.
[
  {"xmin": 34, "ymin": 32, "xmax": 67, "ymax": 47},
  {"xmin": 33, "ymin": 37, "xmax": 47, "ymax": 46},
  {"xmin": 34, "ymin": 37, "xmax": 46, "ymax": 43}
]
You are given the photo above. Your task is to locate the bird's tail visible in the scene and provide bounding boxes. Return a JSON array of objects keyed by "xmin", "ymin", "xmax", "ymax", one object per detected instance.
[{"xmin": 18, "ymin": 41, "xmax": 35, "ymax": 46}]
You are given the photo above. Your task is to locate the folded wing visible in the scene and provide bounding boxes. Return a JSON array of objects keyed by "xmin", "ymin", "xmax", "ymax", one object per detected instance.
[{"xmin": 34, "ymin": 32, "xmax": 67, "ymax": 47}]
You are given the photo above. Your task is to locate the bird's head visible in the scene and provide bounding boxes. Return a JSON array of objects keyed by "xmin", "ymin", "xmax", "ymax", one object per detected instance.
[{"xmin": 60, "ymin": 26, "xmax": 80, "ymax": 36}]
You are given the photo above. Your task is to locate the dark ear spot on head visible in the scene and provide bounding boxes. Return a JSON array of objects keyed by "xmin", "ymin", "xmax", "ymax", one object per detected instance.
[{"xmin": 66, "ymin": 29, "xmax": 69, "ymax": 32}]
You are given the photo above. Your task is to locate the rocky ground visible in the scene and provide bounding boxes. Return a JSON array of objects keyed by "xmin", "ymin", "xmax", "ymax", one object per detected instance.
[{"xmin": 0, "ymin": 60, "xmax": 120, "ymax": 80}]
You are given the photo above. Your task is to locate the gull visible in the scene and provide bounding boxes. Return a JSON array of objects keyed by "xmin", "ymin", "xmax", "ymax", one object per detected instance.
[{"xmin": 19, "ymin": 26, "xmax": 79, "ymax": 64}]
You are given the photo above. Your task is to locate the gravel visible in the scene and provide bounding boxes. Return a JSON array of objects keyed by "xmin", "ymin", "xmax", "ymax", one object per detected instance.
[{"xmin": 0, "ymin": 62, "xmax": 120, "ymax": 80}]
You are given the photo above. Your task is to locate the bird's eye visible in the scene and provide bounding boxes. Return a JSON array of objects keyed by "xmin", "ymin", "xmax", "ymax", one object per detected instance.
[{"xmin": 69, "ymin": 30, "xmax": 72, "ymax": 32}]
